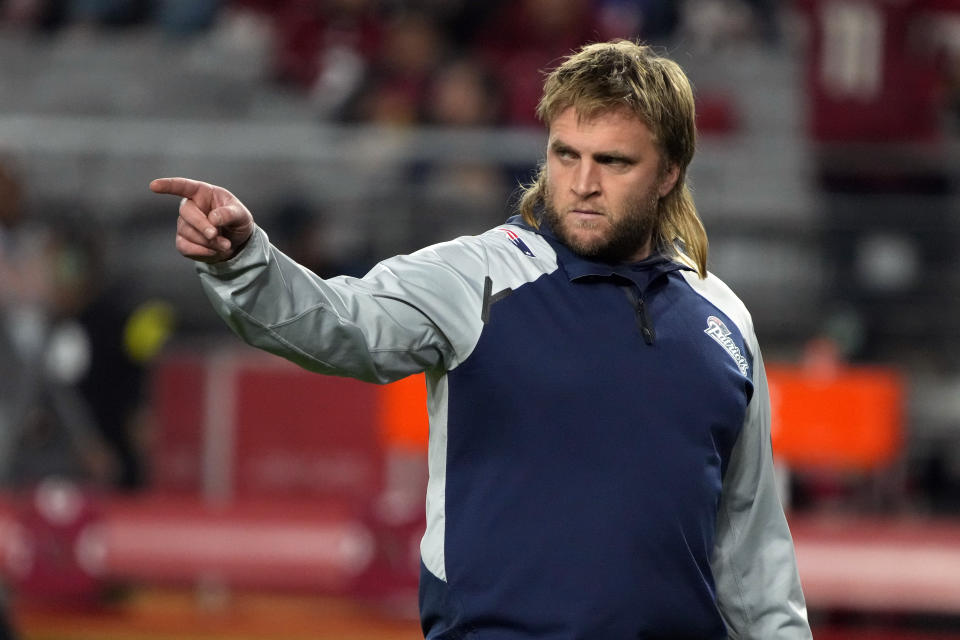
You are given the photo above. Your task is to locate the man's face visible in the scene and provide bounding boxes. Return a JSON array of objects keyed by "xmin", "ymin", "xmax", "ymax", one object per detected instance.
[{"xmin": 543, "ymin": 106, "xmax": 679, "ymax": 263}]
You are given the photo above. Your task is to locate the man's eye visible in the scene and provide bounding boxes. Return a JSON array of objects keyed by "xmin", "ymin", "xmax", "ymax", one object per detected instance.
[{"xmin": 599, "ymin": 157, "xmax": 625, "ymax": 166}]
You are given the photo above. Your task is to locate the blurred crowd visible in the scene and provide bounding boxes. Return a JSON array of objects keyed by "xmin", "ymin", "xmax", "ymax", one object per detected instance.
[{"xmin": 0, "ymin": 0, "xmax": 782, "ymax": 127}]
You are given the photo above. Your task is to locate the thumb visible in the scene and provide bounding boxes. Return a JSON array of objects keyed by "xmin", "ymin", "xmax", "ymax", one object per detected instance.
[{"xmin": 208, "ymin": 202, "xmax": 252, "ymax": 230}]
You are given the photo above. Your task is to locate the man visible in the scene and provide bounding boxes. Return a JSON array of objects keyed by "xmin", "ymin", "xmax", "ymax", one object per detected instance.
[{"xmin": 152, "ymin": 39, "xmax": 811, "ymax": 639}]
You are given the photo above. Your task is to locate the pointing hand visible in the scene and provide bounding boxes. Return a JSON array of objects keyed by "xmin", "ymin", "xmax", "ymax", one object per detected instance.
[{"xmin": 150, "ymin": 177, "xmax": 255, "ymax": 263}]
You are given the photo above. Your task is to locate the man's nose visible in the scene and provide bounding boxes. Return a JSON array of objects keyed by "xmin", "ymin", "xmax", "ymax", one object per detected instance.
[{"xmin": 572, "ymin": 161, "xmax": 601, "ymax": 198}]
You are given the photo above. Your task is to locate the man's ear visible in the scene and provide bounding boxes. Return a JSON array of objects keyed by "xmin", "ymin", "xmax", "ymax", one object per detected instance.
[{"xmin": 658, "ymin": 162, "xmax": 680, "ymax": 198}]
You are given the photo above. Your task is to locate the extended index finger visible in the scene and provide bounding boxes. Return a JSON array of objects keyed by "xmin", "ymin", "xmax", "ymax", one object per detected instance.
[{"xmin": 149, "ymin": 177, "xmax": 206, "ymax": 199}]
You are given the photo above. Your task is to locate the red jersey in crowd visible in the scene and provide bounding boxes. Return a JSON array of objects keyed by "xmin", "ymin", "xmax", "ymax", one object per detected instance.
[{"xmin": 796, "ymin": 0, "xmax": 960, "ymax": 143}]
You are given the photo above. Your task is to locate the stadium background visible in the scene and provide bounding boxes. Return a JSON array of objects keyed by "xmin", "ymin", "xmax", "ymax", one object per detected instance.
[{"xmin": 0, "ymin": 0, "xmax": 959, "ymax": 638}]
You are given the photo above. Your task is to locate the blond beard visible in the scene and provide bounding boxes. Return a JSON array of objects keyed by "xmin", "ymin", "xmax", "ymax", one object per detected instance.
[{"xmin": 542, "ymin": 182, "xmax": 661, "ymax": 264}]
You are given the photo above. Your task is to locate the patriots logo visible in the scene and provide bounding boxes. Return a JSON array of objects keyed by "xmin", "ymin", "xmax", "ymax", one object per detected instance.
[
  {"xmin": 704, "ymin": 316, "xmax": 750, "ymax": 376},
  {"xmin": 498, "ymin": 228, "xmax": 535, "ymax": 258}
]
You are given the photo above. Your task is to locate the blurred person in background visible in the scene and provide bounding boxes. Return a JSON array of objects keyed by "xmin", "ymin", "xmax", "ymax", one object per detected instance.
[
  {"xmin": 419, "ymin": 56, "xmax": 503, "ymax": 128},
  {"xmin": 0, "ymin": 160, "xmax": 104, "ymax": 486},
  {"xmin": 4, "ymin": 224, "xmax": 116, "ymax": 487},
  {"xmin": 269, "ymin": 194, "xmax": 374, "ymax": 278},
  {"xmin": 678, "ymin": 0, "xmax": 781, "ymax": 50},
  {"xmin": 0, "ymin": 162, "xmax": 159, "ymax": 491},
  {"xmin": 152, "ymin": 39, "xmax": 810, "ymax": 638},
  {"xmin": 473, "ymin": 0, "xmax": 602, "ymax": 127},
  {"xmin": 796, "ymin": 0, "xmax": 960, "ymax": 362},
  {"xmin": 594, "ymin": 0, "xmax": 681, "ymax": 43},
  {"xmin": 345, "ymin": 8, "xmax": 446, "ymax": 125},
  {"xmin": 408, "ymin": 55, "xmax": 512, "ymax": 245},
  {"xmin": 259, "ymin": 0, "xmax": 383, "ymax": 119},
  {"xmin": 66, "ymin": 223, "xmax": 176, "ymax": 491}
]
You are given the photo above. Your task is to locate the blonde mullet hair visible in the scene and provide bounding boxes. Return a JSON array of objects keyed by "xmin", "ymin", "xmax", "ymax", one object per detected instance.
[{"xmin": 518, "ymin": 40, "xmax": 708, "ymax": 278}]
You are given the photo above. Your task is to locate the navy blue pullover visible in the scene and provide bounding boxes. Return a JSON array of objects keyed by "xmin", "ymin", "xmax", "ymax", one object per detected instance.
[{"xmin": 197, "ymin": 216, "xmax": 811, "ymax": 639}]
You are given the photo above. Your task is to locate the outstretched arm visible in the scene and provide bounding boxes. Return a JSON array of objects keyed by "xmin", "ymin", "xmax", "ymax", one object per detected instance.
[{"xmin": 149, "ymin": 177, "xmax": 256, "ymax": 263}]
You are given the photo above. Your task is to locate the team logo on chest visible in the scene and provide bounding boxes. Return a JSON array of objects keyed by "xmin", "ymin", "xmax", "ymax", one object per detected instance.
[{"xmin": 704, "ymin": 316, "xmax": 749, "ymax": 376}]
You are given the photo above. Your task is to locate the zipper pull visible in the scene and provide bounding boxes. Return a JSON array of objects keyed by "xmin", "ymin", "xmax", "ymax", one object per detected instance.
[
  {"xmin": 635, "ymin": 298, "xmax": 656, "ymax": 345},
  {"xmin": 619, "ymin": 285, "xmax": 656, "ymax": 345}
]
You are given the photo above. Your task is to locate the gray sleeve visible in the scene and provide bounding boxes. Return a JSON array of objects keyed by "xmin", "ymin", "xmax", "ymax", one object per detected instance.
[
  {"xmin": 195, "ymin": 226, "xmax": 488, "ymax": 383},
  {"xmin": 712, "ymin": 346, "xmax": 812, "ymax": 639}
]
